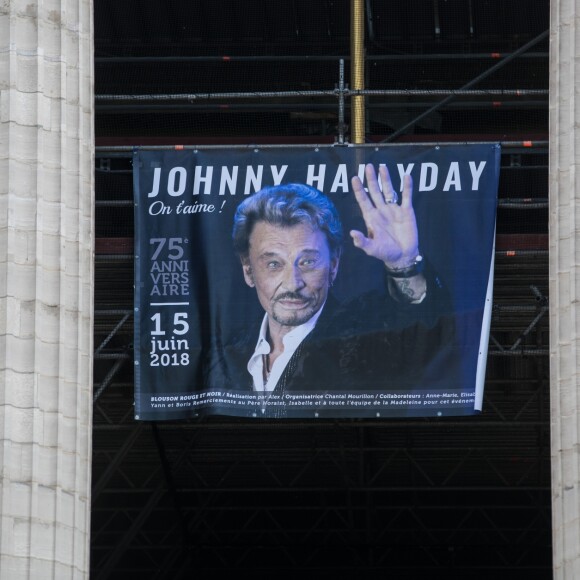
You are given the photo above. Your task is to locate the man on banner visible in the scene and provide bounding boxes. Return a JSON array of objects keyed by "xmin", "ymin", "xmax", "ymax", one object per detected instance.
[{"xmin": 206, "ymin": 163, "xmax": 459, "ymax": 402}]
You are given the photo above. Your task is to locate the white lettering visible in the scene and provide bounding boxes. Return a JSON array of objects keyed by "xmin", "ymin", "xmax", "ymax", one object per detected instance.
[
  {"xmin": 330, "ymin": 164, "xmax": 349, "ymax": 192},
  {"xmin": 469, "ymin": 161, "xmax": 486, "ymax": 190},
  {"xmin": 193, "ymin": 165, "xmax": 214, "ymax": 195},
  {"xmin": 396, "ymin": 163, "xmax": 414, "ymax": 192},
  {"xmin": 167, "ymin": 167, "xmax": 187, "ymax": 196},
  {"xmin": 271, "ymin": 164, "xmax": 288, "ymax": 185},
  {"xmin": 419, "ymin": 162, "xmax": 438, "ymax": 191},
  {"xmin": 306, "ymin": 164, "xmax": 326, "ymax": 191},
  {"xmin": 244, "ymin": 165, "xmax": 263, "ymax": 195},
  {"xmin": 147, "ymin": 166, "xmax": 161, "ymax": 197},
  {"xmin": 218, "ymin": 166, "xmax": 238, "ymax": 196},
  {"xmin": 443, "ymin": 162, "xmax": 461, "ymax": 191}
]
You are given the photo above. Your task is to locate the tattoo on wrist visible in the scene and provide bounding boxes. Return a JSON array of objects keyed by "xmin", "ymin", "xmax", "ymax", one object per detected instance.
[
  {"xmin": 399, "ymin": 279, "xmax": 417, "ymax": 301},
  {"xmin": 389, "ymin": 277, "xmax": 427, "ymax": 304}
]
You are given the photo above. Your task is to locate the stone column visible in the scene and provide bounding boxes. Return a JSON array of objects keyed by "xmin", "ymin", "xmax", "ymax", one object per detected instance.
[
  {"xmin": 550, "ymin": 0, "xmax": 580, "ymax": 578},
  {"xmin": 0, "ymin": 1, "xmax": 94, "ymax": 578}
]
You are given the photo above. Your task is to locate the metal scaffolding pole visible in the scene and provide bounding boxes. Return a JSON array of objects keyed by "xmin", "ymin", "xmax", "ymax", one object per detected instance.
[{"xmin": 350, "ymin": 0, "xmax": 365, "ymax": 143}]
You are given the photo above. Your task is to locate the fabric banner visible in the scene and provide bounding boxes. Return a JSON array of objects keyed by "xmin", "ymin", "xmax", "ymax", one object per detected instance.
[{"xmin": 133, "ymin": 144, "xmax": 500, "ymax": 420}]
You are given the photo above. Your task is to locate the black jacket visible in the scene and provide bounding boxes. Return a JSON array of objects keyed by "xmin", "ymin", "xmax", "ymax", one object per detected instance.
[{"xmin": 205, "ymin": 265, "xmax": 460, "ymax": 399}]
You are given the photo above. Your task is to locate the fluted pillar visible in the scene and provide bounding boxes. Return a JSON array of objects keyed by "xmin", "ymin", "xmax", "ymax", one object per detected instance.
[
  {"xmin": 550, "ymin": 0, "xmax": 580, "ymax": 578},
  {"xmin": 0, "ymin": 1, "xmax": 94, "ymax": 578}
]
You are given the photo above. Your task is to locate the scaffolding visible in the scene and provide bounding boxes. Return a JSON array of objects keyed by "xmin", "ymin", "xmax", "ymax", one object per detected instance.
[{"xmin": 91, "ymin": 1, "xmax": 551, "ymax": 576}]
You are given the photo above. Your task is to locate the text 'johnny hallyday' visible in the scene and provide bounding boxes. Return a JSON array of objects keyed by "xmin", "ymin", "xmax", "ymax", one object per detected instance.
[{"xmin": 145, "ymin": 161, "xmax": 489, "ymax": 201}]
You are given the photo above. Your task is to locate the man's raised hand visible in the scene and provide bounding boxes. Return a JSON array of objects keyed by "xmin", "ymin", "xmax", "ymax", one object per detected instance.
[{"xmin": 350, "ymin": 163, "xmax": 420, "ymax": 270}]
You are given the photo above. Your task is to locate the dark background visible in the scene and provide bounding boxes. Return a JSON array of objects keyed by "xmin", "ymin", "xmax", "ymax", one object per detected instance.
[{"xmin": 93, "ymin": 1, "xmax": 550, "ymax": 578}]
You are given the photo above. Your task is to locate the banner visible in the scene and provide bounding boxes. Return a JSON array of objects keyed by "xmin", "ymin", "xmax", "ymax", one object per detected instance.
[{"xmin": 133, "ymin": 145, "xmax": 499, "ymax": 419}]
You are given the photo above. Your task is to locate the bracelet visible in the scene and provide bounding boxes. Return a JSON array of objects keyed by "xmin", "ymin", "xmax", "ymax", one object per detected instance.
[{"xmin": 384, "ymin": 255, "xmax": 424, "ymax": 278}]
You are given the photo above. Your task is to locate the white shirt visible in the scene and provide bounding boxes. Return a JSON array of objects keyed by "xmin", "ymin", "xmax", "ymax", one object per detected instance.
[{"xmin": 247, "ymin": 306, "xmax": 324, "ymax": 392}]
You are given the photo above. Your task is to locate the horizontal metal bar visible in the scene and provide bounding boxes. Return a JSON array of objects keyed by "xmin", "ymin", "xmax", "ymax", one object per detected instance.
[
  {"xmin": 95, "ymin": 141, "xmax": 548, "ymax": 153},
  {"xmin": 92, "ymin": 420, "xmax": 549, "ymax": 432},
  {"xmin": 96, "ymin": 200, "xmax": 132, "ymax": 207},
  {"xmin": 92, "ymin": 486, "xmax": 550, "ymax": 495},
  {"xmin": 94, "ymin": 52, "xmax": 547, "ymax": 64},
  {"xmin": 498, "ymin": 199, "xmax": 548, "ymax": 209},
  {"xmin": 95, "ymin": 353, "xmax": 131, "ymax": 360},
  {"xmin": 495, "ymin": 250, "xmax": 547, "ymax": 257},
  {"xmin": 95, "ymin": 254, "xmax": 134, "ymax": 261},
  {"xmin": 95, "ymin": 88, "xmax": 547, "ymax": 102},
  {"xmin": 493, "ymin": 305, "xmax": 548, "ymax": 312},
  {"xmin": 488, "ymin": 349, "xmax": 548, "ymax": 356},
  {"xmin": 95, "ymin": 102, "xmax": 548, "ymax": 117}
]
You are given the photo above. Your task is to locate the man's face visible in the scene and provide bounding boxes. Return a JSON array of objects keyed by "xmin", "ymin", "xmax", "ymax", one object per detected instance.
[{"xmin": 241, "ymin": 221, "xmax": 339, "ymax": 331}]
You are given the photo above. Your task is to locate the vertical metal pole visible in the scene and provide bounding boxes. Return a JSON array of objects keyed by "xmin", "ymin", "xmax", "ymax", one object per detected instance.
[
  {"xmin": 350, "ymin": 0, "xmax": 365, "ymax": 143},
  {"xmin": 468, "ymin": 0, "xmax": 474, "ymax": 37},
  {"xmin": 337, "ymin": 59, "xmax": 345, "ymax": 144},
  {"xmin": 433, "ymin": 0, "xmax": 441, "ymax": 39}
]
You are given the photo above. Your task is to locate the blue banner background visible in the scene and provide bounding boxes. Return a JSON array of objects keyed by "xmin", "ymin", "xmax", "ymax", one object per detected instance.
[{"xmin": 133, "ymin": 144, "xmax": 500, "ymax": 420}]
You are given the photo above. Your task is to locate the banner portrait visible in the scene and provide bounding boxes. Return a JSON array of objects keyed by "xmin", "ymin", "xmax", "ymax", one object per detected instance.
[{"xmin": 133, "ymin": 144, "xmax": 500, "ymax": 420}]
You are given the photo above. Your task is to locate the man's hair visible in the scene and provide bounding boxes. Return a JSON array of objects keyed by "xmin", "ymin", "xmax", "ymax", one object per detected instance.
[{"xmin": 232, "ymin": 183, "xmax": 344, "ymax": 259}]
